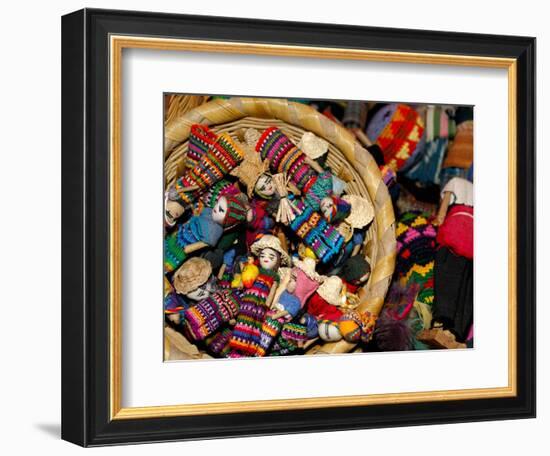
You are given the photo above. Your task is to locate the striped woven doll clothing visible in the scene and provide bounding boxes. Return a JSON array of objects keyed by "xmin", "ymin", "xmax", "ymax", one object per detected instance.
[
  {"xmin": 228, "ymin": 269, "xmax": 278, "ymax": 357},
  {"xmin": 184, "ymin": 290, "xmax": 242, "ymax": 341},
  {"xmin": 256, "ymin": 127, "xmax": 317, "ymax": 191},
  {"xmin": 270, "ymin": 322, "xmax": 308, "ymax": 356},
  {"xmin": 289, "ymin": 200, "xmax": 345, "ymax": 263},
  {"xmin": 173, "ymin": 131, "xmax": 244, "ymax": 206}
]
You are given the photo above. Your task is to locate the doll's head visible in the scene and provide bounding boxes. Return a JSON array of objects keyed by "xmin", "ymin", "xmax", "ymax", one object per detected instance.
[
  {"xmin": 250, "ymin": 234, "xmax": 290, "ymax": 270},
  {"xmin": 172, "ymin": 257, "xmax": 213, "ymax": 300},
  {"xmin": 254, "ymin": 173, "xmax": 275, "ymax": 199},
  {"xmin": 185, "ymin": 282, "xmax": 215, "ymax": 301},
  {"xmin": 342, "ymin": 255, "xmax": 371, "ymax": 286},
  {"xmin": 258, "ymin": 247, "xmax": 281, "ymax": 270},
  {"xmin": 212, "ymin": 194, "xmax": 249, "ymax": 227},
  {"xmin": 165, "ymin": 198, "xmax": 185, "ymax": 227}
]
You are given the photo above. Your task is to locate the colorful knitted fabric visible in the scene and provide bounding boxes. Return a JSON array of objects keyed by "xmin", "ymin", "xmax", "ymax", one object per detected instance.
[
  {"xmin": 246, "ymin": 199, "xmax": 275, "ymax": 248},
  {"xmin": 199, "ymin": 178, "xmax": 239, "ymax": 209},
  {"xmin": 289, "ymin": 200, "xmax": 345, "ymax": 263},
  {"xmin": 367, "ymin": 104, "xmax": 425, "ymax": 172},
  {"xmin": 164, "ymin": 207, "xmax": 224, "ymax": 273},
  {"xmin": 164, "ymin": 277, "xmax": 190, "ymax": 321},
  {"xmin": 270, "ymin": 323, "xmax": 308, "ymax": 356},
  {"xmin": 303, "ymin": 171, "xmax": 333, "ymax": 211},
  {"xmin": 257, "ymin": 313, "xmax": 284, "ymax": 357},
  {"xmin": 222, "ymin": 193, "xmax": 249, "ymax": 227},
  {"xmin": 395, "ymin": 211, "xmax": 437, "ymax": 277},
  {"xmin": 324, "ymin": 195, "xmax": 352, "ymax": 223},
  {"xmin": 256, "ymin": 127, "xmax": 317, "ymax": 190},
  {"xmin": 228, "ymin": 268, "xmax": 279, "ymax": 357},
  {"xmin": 205, "ymin": 327, "xmax": 233, "ymax": 357},
  {"xmin": 184, "ymin": 290, "xmax": 242, "ymax": 341},
  {"xmin": 185, "ymin": 124, "xmax": 218, "ymax": 169},
  {"xmin": 388, "ymin": 211, "xmax": 437, "ymax": 322},
  {"xmin": 172, "ymin": 129, "xmax": 244, "ymax": 206},
  {"xmin": 403, "ymin": 137, "xmax": 448, "ymax": 185}
]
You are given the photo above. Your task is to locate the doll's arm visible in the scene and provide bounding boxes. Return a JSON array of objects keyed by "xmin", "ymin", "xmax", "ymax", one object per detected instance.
[
  {"xmin": 184, "ymin": 241, "xmax": 209, "ymax": 254},
  {"xmin": 304, "ymin": 156, "xmax": 325, "ymax": 174},
  {"xmin": 265, "ymin": 282, "xmax": 279, "ymax": 309},
  {"xmin": 270, "ymin": 309, "xmax": 289, "ymax": 320},
  {"xmin": 434, "ymin": 191, "xmax": 452, "ymax": 226}
]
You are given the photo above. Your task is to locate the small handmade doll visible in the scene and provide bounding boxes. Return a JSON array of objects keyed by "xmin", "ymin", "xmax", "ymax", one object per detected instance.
[
  {"xmin": 164, "ymin": 125, "xmax": 245, "ymax": 226},
  {"xmin": 230, "ymin": 129, "xmax": 277, "ymax": 200},
  {"xmin": 256, "ymin": 127, "xmax": 324, "ymax": 193},
  {"xmin": 227, "ymin": 235, "xmax": 290, "ymax": 357},
  {"xmin": 418, "ymin": 177, "xmax": 473, "ymax": 348},
  {"xmin": 256, "ymin": 257, "xmax": 323, "ymax": 355},
  {"xmin": 287, "ymin": 198, "xmax": 345, "ymax": 264},
  {"xmin": 306, "ymin": 275, "xmax": 348, "ymax": 341},
  {"xmin": 341, "ymin": 255, "xmax": 371, "ymax": 294},
  {"xmin": 164, "ymin": 193, "xmax": 249, "ymax": 273},
  {"xmin": 184, "ymin": 288, "xmax": 243, "ymax": 342},
  {"xmin": 171, "ymin": 257, "xmax": 215, "ymax": 302}
]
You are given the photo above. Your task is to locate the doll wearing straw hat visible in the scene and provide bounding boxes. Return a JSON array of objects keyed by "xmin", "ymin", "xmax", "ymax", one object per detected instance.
[{"xmin": 227, "ymin": 235, "xmax": 290, "ymax": 357}]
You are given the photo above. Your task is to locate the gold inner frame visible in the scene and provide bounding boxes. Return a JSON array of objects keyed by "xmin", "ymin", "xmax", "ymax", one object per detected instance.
[{"xmin": 109, "ymin": 35, "xmax": 517, "ymax": 420}]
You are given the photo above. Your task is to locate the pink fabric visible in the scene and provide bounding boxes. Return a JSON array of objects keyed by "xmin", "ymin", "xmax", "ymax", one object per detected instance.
[
  {"xmin": 436, "ymin": 204, "xmax": 474, "ymax": 259},
  {"xmin": 293, "ymin": 268, "xmax": 320, "ymax": 307}
]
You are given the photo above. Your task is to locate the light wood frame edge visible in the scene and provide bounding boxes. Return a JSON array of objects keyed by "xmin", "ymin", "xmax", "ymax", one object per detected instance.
[{"xmin": 109, "ymin": 35, "xmax": 517, "ymax": 420}]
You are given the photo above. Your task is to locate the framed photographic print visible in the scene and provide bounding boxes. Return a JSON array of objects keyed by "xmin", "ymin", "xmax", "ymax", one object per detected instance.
[{"xmin": 61, "ymin": 8, "xmax": 536, "ymax": 447}]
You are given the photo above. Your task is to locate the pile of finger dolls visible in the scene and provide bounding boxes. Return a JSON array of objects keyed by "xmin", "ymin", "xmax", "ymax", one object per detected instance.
[
  {"xmin": 164, "ymin": 98, "xmax": 474, "ymax": 358},
  {"xmin": 164, "ymin": 122, "xmax": 376, "ymax": 358}
]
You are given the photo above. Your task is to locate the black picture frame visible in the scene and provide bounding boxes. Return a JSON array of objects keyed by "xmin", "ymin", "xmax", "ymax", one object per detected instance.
[{"xmin": 62, "ymin": 8, "xmax": 536, "ymax": 447}]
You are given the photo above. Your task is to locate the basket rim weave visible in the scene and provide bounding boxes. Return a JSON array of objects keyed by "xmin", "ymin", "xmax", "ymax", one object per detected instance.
[{"xmin": 164, "ymin": 97, "xmax": 396, "ymax": 354}]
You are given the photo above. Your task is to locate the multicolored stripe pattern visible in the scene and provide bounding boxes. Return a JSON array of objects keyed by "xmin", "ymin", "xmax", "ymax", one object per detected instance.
[
  {"xmin": 228, "ymin": 269, "xmax": 278, "ymax": 357},
  {"xmin": 184, "ymin": 290, "xmax": 242, "ymax": 341},
  {"xmin": 186, "ymin": 124, "xmax": 218, "ymax": 168},
  {"xmin": 376, "ymin": 104, "xmax": 425, "ymax": 172},
  {"xmin": 289, "ymin": 200, "xmax": 345, "ymax": 263},
  {"xmin": 173, "ymin": 128, "xmax": 244, "ymax": 206},
  {"xmin": 256, "ymin": 126, "xmax": 317, "ymax": 190}
]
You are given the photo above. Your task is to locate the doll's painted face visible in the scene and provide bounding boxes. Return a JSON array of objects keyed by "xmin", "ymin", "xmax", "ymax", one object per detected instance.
[
  {"xmin": 254, "ymin": 174, "xmax": 275, "ymax": 198},
  {"xmin": 212, "ymin": 196, "xmax": 228, "ymax": 224},
  {"xmin": 258, "ymin": 247, "xmax": 280, "ymax": 270},
  {"xmin": 165, "ymin": 200, "xmax": 185, "ymax": 226},
  {"xmin": 185, "ymin": 284, "xmax": 211, "ymax": 301},
  {"xmin": 320, "ymin": 196, "xmax": 335, "ymax": 221}
]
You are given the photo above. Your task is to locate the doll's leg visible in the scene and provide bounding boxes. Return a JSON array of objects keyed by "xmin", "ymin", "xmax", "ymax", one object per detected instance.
[{"xmin": 256, "ymin": 313, "xmax": 284, "ymax": 357}]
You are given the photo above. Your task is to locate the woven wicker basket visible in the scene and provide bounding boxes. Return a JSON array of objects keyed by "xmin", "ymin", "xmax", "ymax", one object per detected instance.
[{"xmin": 164, "ymin": 97, "xmax": 396, "ymax": 355}]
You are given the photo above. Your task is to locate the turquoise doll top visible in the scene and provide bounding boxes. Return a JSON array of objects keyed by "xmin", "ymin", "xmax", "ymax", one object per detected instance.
[{"xmin": 178, "ymin": 207, "xmax": 224, "ymax": 247}]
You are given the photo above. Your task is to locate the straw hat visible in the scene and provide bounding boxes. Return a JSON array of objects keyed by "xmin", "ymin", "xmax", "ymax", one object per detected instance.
[
  {"xmin": 292, "ymin": 257, "xmax": 323, "ymax": 282},
  {"xmin": 317, "ymin": 275, "xmax": 346, "ymax": 306},
  {"xmin": 172, "ymin": 257, "xmax": 213, "ymax": 295},
  {"xmin": 343, "ymin": 194, "xmax": 375, "ymax": 228},
  {"xmin": 250, "ymin": 234, "xmax": 290, "ymax": 266},
  {"xmin": 298, "ymin": 132, "xmax": 329, "ymax": 160},
  {"xmin": 230, "ymin": 136, "xmax": 270, "ymax": 197}
]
